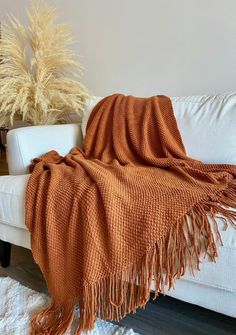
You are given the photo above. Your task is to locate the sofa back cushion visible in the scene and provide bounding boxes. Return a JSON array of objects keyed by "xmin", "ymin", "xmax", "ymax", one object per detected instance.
[{"xmin": 81, "ymin": 93, "xmax": 236, "ymax": 164}]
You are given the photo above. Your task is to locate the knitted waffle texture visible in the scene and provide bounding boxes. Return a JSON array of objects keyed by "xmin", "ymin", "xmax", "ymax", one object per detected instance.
[{"xmin": 26, "ymin": 94, "xmax": 236, "ymax": 334}]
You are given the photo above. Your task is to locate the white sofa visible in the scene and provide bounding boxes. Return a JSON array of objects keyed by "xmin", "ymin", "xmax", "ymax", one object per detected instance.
[{"xmin": 0, "ymin": 93, "xmax": 236, "ymax": 318}]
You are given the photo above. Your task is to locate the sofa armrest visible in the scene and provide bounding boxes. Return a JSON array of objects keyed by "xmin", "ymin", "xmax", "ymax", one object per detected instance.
[{"xmin": 7, "ymin": 123, "xmax": 83, "ymax": 175}]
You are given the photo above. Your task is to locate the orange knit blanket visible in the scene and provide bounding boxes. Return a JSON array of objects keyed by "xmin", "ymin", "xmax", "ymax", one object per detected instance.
[{"xmin": 26, "ymin": 94, "xmax": 236, "ymax": 334}]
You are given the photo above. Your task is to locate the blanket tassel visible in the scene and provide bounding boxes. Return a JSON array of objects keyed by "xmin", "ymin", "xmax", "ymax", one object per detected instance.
[
  {"xmin": 76, "ymin": 180, "xmax": 236, "ymax": 334},
  {"xmin": 31, "ymin": 180, "xmax": 236, "ymax": 334},
  {"xmin": 30, "ymin": 302, "xmax": 74, "ymax": 335}
]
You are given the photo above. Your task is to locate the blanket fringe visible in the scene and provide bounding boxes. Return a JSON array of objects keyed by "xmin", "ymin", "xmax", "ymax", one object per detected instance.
[
  {"xmin": 30, "ymin": 302, "xmax": 74, "ymax": 335},
  {"xmin": 31, "ymin": 181, "xmax": 236, "ymax": 334},
  {"xmin": 76, "ymin": 181, "xmax": 236, "ymax": 334}
]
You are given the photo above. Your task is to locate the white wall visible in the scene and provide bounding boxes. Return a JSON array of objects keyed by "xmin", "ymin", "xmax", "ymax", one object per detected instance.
[{"xmin": 1, "ymin": 0, "xmax": 236, "ymax": 97}]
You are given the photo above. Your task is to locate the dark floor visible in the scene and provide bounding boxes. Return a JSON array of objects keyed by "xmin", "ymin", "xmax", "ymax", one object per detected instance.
[
  {"xmin": 0, "ymin": 245, "xmax": 235, "ymax": 335},
  {"xmin": 1, "ymin": 152, "xmax": 236, "ymax": 335}
]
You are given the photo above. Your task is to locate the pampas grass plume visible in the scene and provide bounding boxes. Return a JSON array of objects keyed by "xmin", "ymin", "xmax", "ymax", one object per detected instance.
[{"xmin": 0, "ymin": 0, "xmax": 90, "ymax": 126}]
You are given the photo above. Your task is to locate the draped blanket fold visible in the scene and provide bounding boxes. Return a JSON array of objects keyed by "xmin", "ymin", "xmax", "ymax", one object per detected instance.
[{"xmin": 26, "ymin": 94, "xmax": 236, "ymax": 334}]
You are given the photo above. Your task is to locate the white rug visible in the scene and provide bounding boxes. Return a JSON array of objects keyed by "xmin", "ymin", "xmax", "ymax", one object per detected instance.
[{"xmin": 0, "ymin": 277, "xmax": 140, "ymax": 335}]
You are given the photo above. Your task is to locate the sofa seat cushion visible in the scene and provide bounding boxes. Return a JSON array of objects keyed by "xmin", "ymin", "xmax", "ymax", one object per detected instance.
[
  {"xmin": 81, "ymin": 93, "xmax": 236, "ymax": 164},
  {"xmin": 0, "ymin": 175, "xmax": 29, "ymax": 230},
  {"xmin": 182, "ymin": 215, "xmax": 236, "ymax": 292}
]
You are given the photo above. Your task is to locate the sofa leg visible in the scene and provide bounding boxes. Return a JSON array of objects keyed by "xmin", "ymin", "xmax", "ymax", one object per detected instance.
[{"xmin": 0, "ymin": 240, "xmax": 12, "ymax": 268}]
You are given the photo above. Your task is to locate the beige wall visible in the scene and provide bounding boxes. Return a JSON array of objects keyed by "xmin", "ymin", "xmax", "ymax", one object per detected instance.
[{"xmin": 1, "ymin": 0, "xmax": 236, "ymax": 97}]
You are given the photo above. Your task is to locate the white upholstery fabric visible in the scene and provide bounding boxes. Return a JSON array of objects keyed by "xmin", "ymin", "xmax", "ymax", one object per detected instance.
[
  {"xmin": 172, "ymin": 93, "xmax": 236, "ymax": 164},
  {"xmin": 0, "ymin": 175, "xmax": 29, "ymax": 229},
  {"xmin": 0, "ymin": 223, "xmax": 30, "ymax": 249},
  {"xmin": 7, "ymin": 124, "xmax": 83, "ymax": 175},
  {"xmin": 81, "ymin": 97, "xmax": 103, "ymax": 136},
  {"xmin": 0, "ymin": 175, "xmax": 30, "ymax": 248},
  {"xmin": 81, "ymin": 93, "xmax": 236, "ymax": 164},
  {"xmin": 165, "ymin": 279, "xmax": 236, "ymax": 318}
]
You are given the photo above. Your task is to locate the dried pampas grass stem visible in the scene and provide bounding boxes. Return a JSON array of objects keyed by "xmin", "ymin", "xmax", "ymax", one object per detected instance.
[{"xmin": 0, "ymin": 0, "xmax": 90, "ymax": 126}]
